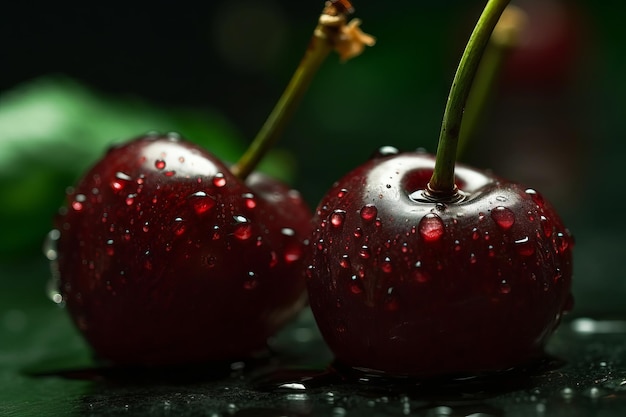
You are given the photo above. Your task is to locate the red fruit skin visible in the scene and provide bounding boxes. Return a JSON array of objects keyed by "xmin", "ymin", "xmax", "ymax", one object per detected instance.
[
  {"xmin": 53, "ymin": 134, "xmax": 311, "ymax": 366},
  {"xmin": 306, "ymin": 151, "xmax": 573, "ymax": 378}
]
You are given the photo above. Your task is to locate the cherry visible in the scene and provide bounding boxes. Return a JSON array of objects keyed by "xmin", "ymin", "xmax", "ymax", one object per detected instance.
[
  {"xmin": 306, "ymin": 0, "xmax": 573, "ymax": 378},
  {"xmin": 48, "ymin": 1, "xmax": 374, "ymax": 366},
  {"xmin": 52, "ymin": 133, "xmax": 311, "ymax": 365}
]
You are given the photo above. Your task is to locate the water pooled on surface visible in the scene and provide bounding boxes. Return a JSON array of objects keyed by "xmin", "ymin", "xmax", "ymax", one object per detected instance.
[
  {"xmin": 491, "ymin": 206, "xmax": 515, "ymax": 230},
  {"xmin": 418, "ymin": 214, "xmax": 444, "ymax": 242},
  {"xmin": 360, "ymin": 205, "xmax": 377, "ymax": 222}
]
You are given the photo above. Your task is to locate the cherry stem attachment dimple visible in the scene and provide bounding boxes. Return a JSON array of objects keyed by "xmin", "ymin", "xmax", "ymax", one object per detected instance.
[
  {"xmin": 427, "ymin": 0, "xmax": 511, "ymax": 197},
  {"xmin": 231, "ymin": 0, "xmax": 375, "ymax": 180}
]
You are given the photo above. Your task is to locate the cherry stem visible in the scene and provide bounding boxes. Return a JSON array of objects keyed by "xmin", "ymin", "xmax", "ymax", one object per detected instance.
[
  {"xmin": 427, "ymin": 0, "xmax": 511, "ymax": 197},
  {"xmin": 231, "ymin": 1, "xmax": 374, "ymax": 180},
  {"xmin": 458, "ymin": 5, "xmax": 527, "ymax": 158}
]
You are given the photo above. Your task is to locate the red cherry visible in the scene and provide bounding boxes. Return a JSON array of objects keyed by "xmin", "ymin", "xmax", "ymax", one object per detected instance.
[
  {"xmin": 306, "ymin": 150, "xmax": 573, "ymax": 377},
  {"xmin": 52, "ymin": 134, "xmax": 311, "ymax": 365}
]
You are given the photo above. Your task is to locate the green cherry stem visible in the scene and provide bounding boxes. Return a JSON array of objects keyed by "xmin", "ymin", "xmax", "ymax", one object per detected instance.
[
  {"xmin": 231, "ymin": 0, "xmax": 375, "ymax": 180},
  {"xmin": 458, "ymin": 5, "xmax": 527, "ymax": 159},
  {"xmin": 427, "ymin": 0, "xmax": 511, "ymax": 197}
]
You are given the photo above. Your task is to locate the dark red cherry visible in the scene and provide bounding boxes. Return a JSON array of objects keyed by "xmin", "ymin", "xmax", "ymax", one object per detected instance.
[
  {"xmin": 306, "ymin": 151, "xmax": 573, "ymax": 377},
  {"xmin": 52, "ymin": 134, "xmax": 311, "ymax": 365}
]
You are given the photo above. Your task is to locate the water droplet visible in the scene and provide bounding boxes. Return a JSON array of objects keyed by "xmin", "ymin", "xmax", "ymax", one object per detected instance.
[
  {"xmin": 526, "ymin": 188, "xmax": 545, "ymax": 207},
  {"xmin": 330, "ymin": 210, "xmax": 346, "ymax": 228},
  {"xmin": 155, "ymin": 159, "xmax": 166, "ymax": 170},
  {"xmin": 350, "ymin": 276, "xmax": 363, "ymax": 294},
  {"xmin": 213, "ymin": 172, "xmax": 226, "ymax": 187},
  {"xmin": 337, "ymin": 189, "xmax": 349, "ymax": 198},
  {"xmin": 469, "ymin": 253, "xmax": 477, "ymax": 264},
  {"xmin": 491, "ymin": 206, "xmax": 515, "ymax": 230},
  {"xmin": 142, "ymin": 222, "xmax": 150, "ymax": 232},
  {"xmin": 111, "ymin": 172, "xmax": 132, "ymax": 191},
  {"xmin": 281, "ymin": 228, "xmax": 295, "ymax": 237},
  {"xmin": 244, "ymin": 272, "xmax": 258, "ymax": 290},
  {"xmin": 418, "ymin": 213, "xmax": 444, "ymax": 242},
  {"xmin": 381, "ymin": 257, "xmax": 393, "ymax": 273},
  {"xmin": 71, "ymin": 194, "xmax": 86, "ymax": 211},
  {"xmin": 370, "ymin": 146, "xmax": 399, "ymax": 158},
  {"xmin": 284, "ymin": 245, "xmax": 302, "ymax": 264},
  {"xmin": 242, "ymin": 193, "xmax": 256, "ymax": 209},
  {"xmin": 188, "ymin": 191, "xmax": 216, "ymax": 214},
  {"xmin": 454, "ymin": 240, "xmax": 461, "ymax": 252},
  {"xmin": 540, "ymin": 215, "xmax": 553, "ymax": 237},
  {"xmin": 43, "ymin": 229, "xmax": 61, "ymax": 261},
  {"xmin": 496, "ymin": 195, "xmax": 508, "ymax": 202},
  {"xmin": 358, "ymin": 246, "xmax": 371, "ymax": 259},
  {"xmin": 105, "ymin": 239, "xmax": 115, "ymax": 256},
  {"xmin": 353, "ymin": 228, "xmax": 363, "ymax": 239},
  {"xmin": 339, "ymin": 255, "xmax": 351, "ymax": 269},
  {"xmin": 360, "ymin": 205, "xmax": 377, "ymax": 222},
  {"xmin": 164, "ymin": 170, "xmax": 176, "ymax": 177},
  {"xmin": 233, "ymin": 216, "xmax": 252, "ymax": 240},
  {"xmin": 499, "ymin": 280, "xmax": 511, "ymax": 294},
  {"xmin": 515, "ymin": 236, "xmax": 535, "ymax": 256},
  {"xmin": 554, "ymin": 232, "xmax": 569, "ymax": 253},
  {"xmin": 487, "ymin": 245, "xmax": 495, "ymax": 257},
  {"xmin": 471, "ymin": 227, "xmax": 480, "ymax": 240},
  {"xmin": 125, "ymin": 194, "xmax": 137, "ymax": 206},
  {"xmin": 172, "ymin": 217, "xmax": 186, "ymax": 236}
]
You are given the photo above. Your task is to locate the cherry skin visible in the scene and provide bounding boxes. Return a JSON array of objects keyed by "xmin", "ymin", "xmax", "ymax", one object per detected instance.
[
  {"xmin": 306, "ymin": 148, "xmax": 573, "ymax": 378},
  {"xmin": 52, "ymin": 133, "xmax": 311, "ymax": 366}
]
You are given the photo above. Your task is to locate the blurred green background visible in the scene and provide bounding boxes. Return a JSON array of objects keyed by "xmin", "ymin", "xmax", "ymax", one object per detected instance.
[{"xmin": 1, "ymin": 0, "xmax": 625, "ymax": 378}]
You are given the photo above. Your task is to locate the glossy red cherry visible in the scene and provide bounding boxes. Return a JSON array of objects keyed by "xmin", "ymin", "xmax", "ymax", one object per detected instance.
[
  {"xmin": 51, "ymin": 134, "xmax": 311, "ymax": 365},
  {"xmin": 306, "ymin": 149, "xmax": 573, "ymax": 377}
]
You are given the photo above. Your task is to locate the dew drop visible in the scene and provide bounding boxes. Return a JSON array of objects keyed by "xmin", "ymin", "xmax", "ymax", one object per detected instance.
[
  {"xmin": 105, "ymin": 239, "xmax": 115, "ymax": 256},
  {"xmin": 526, "ymin": 188, "xmax": 545, "ymax": 207},
  {"xmin": 496, "ymin": 195, "xmax": 508, "ymax": 202},
  {"xmin": 454, "ymin": 240, "xmax": 461, "ymax": 252},
  {"xmin": 155, "ymin": 159, "xmax": 166, "ymax": 170},
  {"xmin": 213, "ymin": 172, "xmax": 226, "ymax": 187},
  {"xmin": 188, "ymin": 191, "xmax": 216, "ymax": 214},
  {"xmin": 172, "ymin": 217, "xmax": 186, "ymax": 236},
  {"xmin": 554, "ymin": 232, "xmax": 569, "ymax": 253},
  {"xmin": 350, "ymin": 276, "xmax": 363, "ymax": 294},
  {"xmin": 269, "ymin": 251, "xmax": 278, "ymax": 267},
  {"xmin": 381, "ymin": 257, "xmax": 393, "ymax": 273},
  {"xmin": 540, "ymin": 215, "xmax": 553, "ymax": 237},
  {"xmin": 164, "ymin": 170, "xmax": 176, "ymax": 177},
  {"xmin": 500, "ymin": 280, "xmax": 512, "ymax": 294},
  {"xmin": 358, "ymin": 246, "xmax": 371, "ymax": 259},
  {"xmin": 370, "ymin": 146, "xmax": 399, "ymax": 158},
  {"xmin": 233, "ymin": 216, "xmax": 252, "ymax": 240},
  {"xmin": 71, "ymin": 194, "xmax": 86, "ymax": 211},
  {"xmin": 243, "ymin": 193, "xmax": 256, "ymax": 209},
  {"xmin": 471, "ymin": 227, "xmax": 480, "ymax": 240},
  {"xmin": 244, "ymin": 272, "xmax": 258, "ymax": 290},
  {"xmin": 515, "ymin": 236, "xmax": 535, "ymax": 256},
  {"xmin": 111, "ymin": 172, "xmax": 132, "ymax": 191},
  {"xmin": 353, "ymin": 228, "xmax": 363, "ymax": 239},
  {"xmin": 418, "ymin": 213, "xmax": 444, "ymax": 242},
  {"xmin": 125, "ymin": 194, "xmax": 137, "ymax": 206},
  {"xmin": 339, "ymin": 255, "xmax": 351, "ymax": 269},
  {"xmin": 491, "ymin": 206, "xmax": 515, "ymax": 230},
  {"xmin": 142, "ymin": 222, "xmax": 150, "ymax": 232},
  {"xmin": 469, "ymin": 253, "xmax": 477, "ymax": 264},
  {"xmin": 284, "ymin": 245, "xmax": 302, "ymax": 264},
  {"xmin": 360, "ymin": 205, "xmax": 378, "ymax": 222},
  {"xmin": 330, "ymin": 210, "xmax": 346, "ymax": 228},
  {"xmin": 281, "ymin": 228, "xmax": 296, "ymax": 237},
  {"xmin": 337, "ymin": 189, "xmax": 349, "ymax": 198}
]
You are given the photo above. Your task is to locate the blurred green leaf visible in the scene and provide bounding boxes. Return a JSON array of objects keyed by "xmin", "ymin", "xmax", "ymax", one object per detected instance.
[{"xmin": 0, "ymin": 77, "xmax": 294, "ymax": 259}]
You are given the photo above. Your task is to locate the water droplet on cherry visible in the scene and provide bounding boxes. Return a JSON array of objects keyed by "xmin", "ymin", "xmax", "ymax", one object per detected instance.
[
  {"xmin": 381, "ymin": 257, "xmax": 393, "ymax": 273},
  {"xmin": 233, "ymin": 216, "xmax": 252, "ymax": 240},
  {"xmin": 418, "ymin": 213, "xmax": 444, "ymax": 242},
  {"xmin": 358, "ymin": 246, "xmax": 371, "ymax": 259},
  {"xmin": 330, "ymin": 210, "xmax": 346, "ymax": 228},
  {"xmin": 339, "ymin": 255, "xmax": 351, "ymax": 269},
  {"xmin": 491, "ymin": 206, "xmax": 515, "ymax": 230},
  {"xmin": 244, "ymin": 272, "xmax": 258, "ymax": 290},
  {"xmin": 155, "ymin": 159, "xmax": 166, "ymax": 170},
  {"xmin": 526, "ymin": 188, "xmax": 545, "ymax": 207},
  {"xmin": 337, "ymin": 189, "xmax": 349, "ymax": 198},
  {"xmin": 370, "ymin": 146, "xmax": 399, "ymax": 158},
  {"xmin": 213, "ymin": 173, "xmax": 226, "ymax": 187},
  {"xmin": 188, "ymin": 191, "xmax": 216, "ymax": 215},
  {"xmin": 515, "ymin": 236, "xmax": 535, "ymax": 256},
  {"xmin": 172, "ymin": 217, "xmax": 186, "ymax": 236},
  {"xmin": 360, "ymin": 205, "xmax": 378, "ymax": 222}
]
